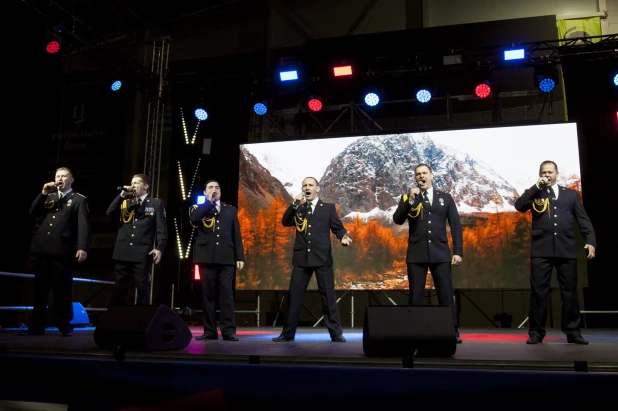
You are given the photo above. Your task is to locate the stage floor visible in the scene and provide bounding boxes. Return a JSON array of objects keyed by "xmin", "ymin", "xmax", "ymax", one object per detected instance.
[{"xmin": 2, "ymin": 326, "xmax": 617, "ymax": 372}]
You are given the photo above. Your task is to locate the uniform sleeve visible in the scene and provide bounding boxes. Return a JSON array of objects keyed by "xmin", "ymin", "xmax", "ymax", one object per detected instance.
[
  {"xmin": 447, "ymin": 196, "xmax": 463, "ymax": 257},
  {"xmin": 232, "ymin": 209, "xmax": 245, "ymax": 261},
  {"xmin": 155, "ymin": 200, "xmax": 168, "ymax": 252},
  {"xmin": 77, "ymin": 197, "xmax": 91, "ymax": 252}
]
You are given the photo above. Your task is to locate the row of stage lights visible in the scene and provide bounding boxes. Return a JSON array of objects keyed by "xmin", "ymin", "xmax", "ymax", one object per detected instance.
[{"xmin": 44, "ymin": 36, "xmax": 617, "ymax": 120}]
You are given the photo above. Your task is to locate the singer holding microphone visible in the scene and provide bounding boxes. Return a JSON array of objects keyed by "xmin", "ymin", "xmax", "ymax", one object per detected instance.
[
  {"xmin": 189, "ymin": 180, "xmax": 244, "ymax": 341},
  {"xmin": 22, "ymin": 167, "xmax": 90, "ymax": 337},
  {"xmin": 273, "ymin": 177, "xmax": 352, "ymax": 343},
  {"xmin": 106, "ymin": 174, "xmax": 167, "ymax": 306},
  {"xmin": 515, "ymin": 160, "xmax": 596, "ymax": 345},
  {"xmin": 393, "ymin": 163, "xmax": 463, "ymax": 343}
]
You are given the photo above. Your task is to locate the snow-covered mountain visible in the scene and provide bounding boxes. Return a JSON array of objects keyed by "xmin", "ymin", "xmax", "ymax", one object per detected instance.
[{"xmin": 318, "ymin": 133, "xmax": 520, "ymax": 218}]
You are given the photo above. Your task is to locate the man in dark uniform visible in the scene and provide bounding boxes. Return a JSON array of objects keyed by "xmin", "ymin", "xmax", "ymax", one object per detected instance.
[
  {"xmin": 273, "ymin": 177, "xmax": 352, "ymax": 343},
  {"xmin": 393, "ymin": 163, "xmax": 463, "ymax": 343},
  {"xmin": 515, "ymin": 160, "xmax": 596, "ymax": 345},
  {"xmin": 190, "ymin": 180, "xmax": 244, "ymax": 341},
  {"xmin": 106, "ymin": 174, "xmax": 167, "ymax": 306},
  {"xmin": 22, "ymin": 167, "xmax": 90, "ymax": 336}
]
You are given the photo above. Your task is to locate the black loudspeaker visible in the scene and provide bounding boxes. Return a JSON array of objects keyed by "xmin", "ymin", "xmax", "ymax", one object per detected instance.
[
  {"xmin": 94, "ymin": 305, "xmax": 192, "ymax": 351},
  {"xmin": 363, "ymin": 305, "xmax": 457, "ymax": 357}
]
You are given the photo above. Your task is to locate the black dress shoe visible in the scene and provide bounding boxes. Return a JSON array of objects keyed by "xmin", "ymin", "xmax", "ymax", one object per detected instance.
[
  {"xmin": 331, "ymin": 336, "xmax": 346, "ymax": 343},
  {"xmin": 195, "ymin": 334, "xmax": 218, "ymax": 341},
  {"xmin": 222, "ymin": 335, "xmax": 239, "ymax": 341},
  {"xmin": 526, "ymin": 335, "xmax": 543, "ymax": 344},
  {"xmin": 567, "ymin": 335, "xmax": 589, "ymax": 345},
  {"xmin": 272, "ymin": 335, "xmax": 294, "ymax": 342}
]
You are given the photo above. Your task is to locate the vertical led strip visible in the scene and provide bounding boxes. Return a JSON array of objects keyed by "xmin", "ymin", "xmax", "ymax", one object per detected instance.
[
  {"xmin": 178, "ymin": 161, "xmax": 187, "ymax": 200},
  {"xmin": 188, "ymin": 158, "xmax": 201, "ymax": 196},
  {"xmin": 184, "ymin": 228, "xmax": 195, "ymax": 259},
  {"xmin": 180, "ymin": 108, "xmax": 190, "ymax": 145},
  {"xmin": 190, "ymin": 121, "xmax": 200, "ymax": 145},
  {"xmin": 174, "ymin": 217, "xmax": 184, "ymax": 259}
]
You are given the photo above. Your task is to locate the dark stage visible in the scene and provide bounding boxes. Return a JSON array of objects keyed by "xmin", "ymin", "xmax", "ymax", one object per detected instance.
[
  {"xmin": 2, "ymin": 326, "xmax": 618, "ymax": 371},
  {"xmin": 1, "ymin": 327, "xmax": 617, "ymax": 410}
]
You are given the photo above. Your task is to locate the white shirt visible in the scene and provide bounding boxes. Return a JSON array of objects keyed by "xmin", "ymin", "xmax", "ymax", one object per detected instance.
[
  {"xmin": 307, "ymin": 198, "xmax": 318, "ymax": 213},
  {"xmin": 422, "ymin": 187, "xmax": 433, "ymax": 206},
  {"xmin": 58, "ymin": 188, "xmax": 72, "ymax": 199},
  {"xmin": 536, "ymin": 183, "xmax": 559, "ymax": 199},
  {"xmin": 138, "ymin": 193, "xmax": 148, "ymax": 204},
  {"xmin": 214, "ymin": 200, "xmax": 221, "ymax": 212}
]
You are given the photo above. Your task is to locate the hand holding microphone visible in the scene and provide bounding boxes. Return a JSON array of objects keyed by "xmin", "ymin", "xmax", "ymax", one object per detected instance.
[
  {"xmin": 42, "ymin": 182, "xmax": 58, "ymax": 195},
  {"xmin": 118, "ymin": 185, "xmax": 134, "ymax": 198},
  {"xmin": 537, "ymin": 176, "xmax": 550, "ymax": 186},
  {"xmin": 293, "ymin": 193, "xmax": 307, "ymax": 208}
]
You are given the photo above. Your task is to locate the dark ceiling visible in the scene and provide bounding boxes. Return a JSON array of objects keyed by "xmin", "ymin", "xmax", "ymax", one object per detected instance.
[{"xmin": 20, "ymin": 0, "xmax": 243, "ymax": 43}]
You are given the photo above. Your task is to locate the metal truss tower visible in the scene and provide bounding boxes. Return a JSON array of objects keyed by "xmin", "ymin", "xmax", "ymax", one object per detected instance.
[
  {"xmin": 142, "ymin": 36, "xmax": 170, "ymax": 304},
  {"xmin": 143, "ymin": 36, "xmax": 171, "ymax": 198}
]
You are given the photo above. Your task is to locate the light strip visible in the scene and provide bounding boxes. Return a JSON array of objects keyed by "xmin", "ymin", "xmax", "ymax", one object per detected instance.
[
  {"xmin": 178, "ymin": 161, "xmax": 187, "ymax": 200},
  {"xmin": 188, "ymin": 158, "xmax": 201, "ymax": 196},
  {"xmin": 180, "ymin": 108, "xmax": 189, "ymax": 145},
  {"xmin": 174, "ymin": 217, "xmax": 184, "ymax": 259}
]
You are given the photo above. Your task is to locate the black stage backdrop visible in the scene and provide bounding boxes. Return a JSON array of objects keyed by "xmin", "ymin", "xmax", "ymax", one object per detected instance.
[{"xmin": 563, "ymin": 58, "xmax": 618, "ymax": 324}]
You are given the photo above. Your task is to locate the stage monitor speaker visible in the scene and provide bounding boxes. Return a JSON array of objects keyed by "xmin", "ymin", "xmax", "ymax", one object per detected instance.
[
  {"xmin": 94, "ymin": 305, "xmax": 192, "ymax": 351},
  {"xmin": 363, "ymin": 305, "xmax": 456, "ymax": 357}
]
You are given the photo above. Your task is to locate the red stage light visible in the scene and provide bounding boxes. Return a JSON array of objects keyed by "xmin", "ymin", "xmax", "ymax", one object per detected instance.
[
  {"xmin": 194, "ymin": 264, "xmax": 200, "ymax": 280},
  {"xmin": 475, "ymin": 83, "xmax": 491, "ymax": 98},
  {"xmin": 333, "ymin": 65, "xmax": 353, "ymax": 77},
  {"xmin": 308, "ymin": 98, "xmax": 323, "ymax": 112},
  {"xmin": 46, "ymin": 40, "xmax": 60, "ymax": 54}
]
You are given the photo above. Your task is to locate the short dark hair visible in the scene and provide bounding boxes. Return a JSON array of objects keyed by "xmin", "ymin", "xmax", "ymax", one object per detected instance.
[
  {"xmin": 204, "ymin": 179, "xmax": 220, "ymax": 189},
  {"xmin": 133, "ymin": 174, "xmax": 150, "ymax": 187},
  {"xmin": 56, "ymin": 167, "xmax": 73, "ymax": 177},
  {"xmin": 539, "ymin": 161, "xmax": 558, "ymax": 175},
  {"xmin": 414, "ymin": 163, "xmax": 432, "ymax": 173},
  {"xmin": 303, "ymin": 177, "xmax": 319, "ymax": 186}
]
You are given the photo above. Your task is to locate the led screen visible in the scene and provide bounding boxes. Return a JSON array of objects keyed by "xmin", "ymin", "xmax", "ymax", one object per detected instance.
[{"xmin": 236, "ymin": 123, "xmax": 585, "ymax": 290}]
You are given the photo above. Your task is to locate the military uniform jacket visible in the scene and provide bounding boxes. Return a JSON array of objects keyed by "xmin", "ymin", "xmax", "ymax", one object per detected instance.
[
  {"xmin": 393, "ymin": 189, "xmax": 463, "ymax": 263},
  {"xmin": 106, "ymin": 194, "xmax": 168, "ymax": 262},
  {"xmin": 190, "ymin": 200, "xmax": 244, "ymax": 265},
  {"xmin": 30, "ymin": 191, "xmax": 90, "ymax": 259},
  {"xmin": 281, "ymin": 199, "xmax": 348, "ymax": 268},
  {"xmin": 514, "ymin": 184, "xmax": 596, "ymax": 259}
]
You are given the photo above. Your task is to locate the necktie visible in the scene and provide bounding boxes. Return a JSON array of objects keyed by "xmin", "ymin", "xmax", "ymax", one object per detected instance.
[
  {"xmin": 216, "ymin": 202, "xmax": 220, "ymax": 212},
  {"xmin": 547, "ymin": 187, "xmax": 556, "ymax": 200},
  {"xmin": 423, "ymin": 191, "xmax": 430, "ymax": 205},
  {"xmin": 308, "ymin": 201, "xmax": 313, "ymax": 214},
  {"xmin": 58, "ymin": 192, "xmax": 63, "ymax": 200},
  {"xmin": 137, "ymin": 198, "xmax": 142, "ymax": 207}
]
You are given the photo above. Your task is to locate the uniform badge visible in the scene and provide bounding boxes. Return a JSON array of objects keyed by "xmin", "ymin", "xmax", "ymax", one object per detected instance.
[
  {"xmin": 67, "ymin": 199, "xmax": 72, "ymax": 206},
  {"xmin": 145, "ymin": 206, "xmax": 155, "ymax": 216},
  {"xmin": 439, "ymin": 198, "xmax": 444, "ymax": 206}
]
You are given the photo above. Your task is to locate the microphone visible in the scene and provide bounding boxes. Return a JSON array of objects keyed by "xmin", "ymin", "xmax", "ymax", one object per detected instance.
[
  {"xmin": 211, "ymin": 191, "xmax": 217, "ymax": 201},
  {"xmin": 293, "ymin": 194, "xmax": 306, "ymax": 207}
]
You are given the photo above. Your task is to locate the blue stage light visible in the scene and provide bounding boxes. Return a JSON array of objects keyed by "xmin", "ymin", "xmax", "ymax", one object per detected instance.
[
  {"xmin": 614, "ymin": 73, "xmax": 618, "ymax": 86},
  {"xmin": 364, "ymin": 92, "xmax": 379, "ymax": 106},
  {"xmin": 504, "ymin": 49, "xmax": 525, "ymax": 60},
  {"xmin": 416, "ymin": 89, "xmax": 431, "ymax": 103},
  {"xmin": 254, "ymin": 103, "xmax": 267, "ymax": 115},
  {"xmin": 197, "ymin": 195, "xmax": 206, "ymax": 205},
  {"xmin": 279, "ymin": 70, "xmax": 298, "ymax": 81},
  {"xmin": 111, "ymin": 80, "xmax": 122, "ymax": 91},
  {"xmin": 539, "ymin": 77, "xmax": 556, "ymax": 93},
  {"xmin": 195, "ymin": 109, "xmax": 208, "ymax": 121}
]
